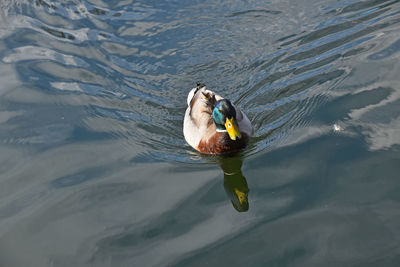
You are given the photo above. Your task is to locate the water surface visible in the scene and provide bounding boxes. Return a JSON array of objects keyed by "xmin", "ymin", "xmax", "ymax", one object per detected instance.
[{"xmin": 0, "ymin": 0, "xmax": 400, "ymax": 266}]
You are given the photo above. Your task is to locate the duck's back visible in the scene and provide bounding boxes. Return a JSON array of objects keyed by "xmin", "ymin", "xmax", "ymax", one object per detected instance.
[{"xmin": 183, "ymin": 86, "xmax": 221, "ymax": 149}]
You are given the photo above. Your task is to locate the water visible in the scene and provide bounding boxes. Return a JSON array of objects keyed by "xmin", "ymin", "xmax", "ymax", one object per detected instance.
[{"xmin": 0, "ymin": 0, "xmax": 400, "ymax": 266}]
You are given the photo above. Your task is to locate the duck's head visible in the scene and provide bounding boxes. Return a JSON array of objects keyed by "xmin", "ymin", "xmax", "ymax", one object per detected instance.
[{"xmin": 212, "ymin": 99, "xmax": 242, "ymax": 140}]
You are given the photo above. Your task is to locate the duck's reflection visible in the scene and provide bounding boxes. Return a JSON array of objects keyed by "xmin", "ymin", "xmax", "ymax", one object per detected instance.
[{"xmin": 218, "ymin": 156, "xmax": 249, "ymax": 212}]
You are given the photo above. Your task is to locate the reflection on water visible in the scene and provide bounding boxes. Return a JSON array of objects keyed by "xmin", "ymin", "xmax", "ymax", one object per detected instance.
[{"xmin": 219, "ymin": 156, "xmax": 250, "ymax": 212}]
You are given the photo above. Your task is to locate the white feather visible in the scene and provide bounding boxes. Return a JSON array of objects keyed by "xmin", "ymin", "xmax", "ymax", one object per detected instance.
[
  {"xmin": 183, "ymin": 107, "xmax": 203, "ymax": 148},
  {"xmin": 186, "ymin": 87, "xmax": 197, "ymax": 107}
]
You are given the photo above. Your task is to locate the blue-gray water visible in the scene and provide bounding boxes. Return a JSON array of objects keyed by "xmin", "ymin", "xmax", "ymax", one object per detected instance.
[{"xmin": 1, "ymin": 0, "xmax": 400, "ymax": 266}]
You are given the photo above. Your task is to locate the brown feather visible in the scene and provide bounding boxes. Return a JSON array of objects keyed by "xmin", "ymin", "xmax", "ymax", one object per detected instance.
[
  {"xmin": 201, "ymin": 91, "xmax": 217, "ymax": 107},
  {"xmin": 197, "ymin": 132, "xmax": 249, "ymax": 154}
]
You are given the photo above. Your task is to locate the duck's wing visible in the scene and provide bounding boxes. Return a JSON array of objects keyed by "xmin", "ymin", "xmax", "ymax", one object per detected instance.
[
  {"xmin": 186, "ymin": 86, "xmax": 219, "ymax": 127},
  {"xmin": 184, "ymin": 86, "xmax": 219, "ymax": 148}
]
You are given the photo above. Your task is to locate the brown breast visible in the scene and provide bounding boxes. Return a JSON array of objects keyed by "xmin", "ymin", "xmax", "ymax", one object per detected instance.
[{"xmin": 197, "ymin": 132, "xmax": 249, "ymax": 154}]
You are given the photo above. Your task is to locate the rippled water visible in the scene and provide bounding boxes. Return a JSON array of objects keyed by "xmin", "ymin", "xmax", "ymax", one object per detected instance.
[{"xmin": 1, "ymin": 0, "xmax": 400, "ymax": 266}]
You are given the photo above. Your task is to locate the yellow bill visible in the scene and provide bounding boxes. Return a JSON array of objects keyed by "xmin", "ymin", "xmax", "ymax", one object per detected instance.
[
  {"xmin": 225, "ymin": 117, "xmax": 241, "ymax": 140},
  {"xmin": 234, "ymin": 188, "xmax": 248, "ymax": 205}
]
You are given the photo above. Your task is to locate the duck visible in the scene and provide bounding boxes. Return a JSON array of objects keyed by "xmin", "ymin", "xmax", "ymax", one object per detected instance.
[{"xmin": 183, "ymin": 83, "xmax": 252, "ymax": 154}]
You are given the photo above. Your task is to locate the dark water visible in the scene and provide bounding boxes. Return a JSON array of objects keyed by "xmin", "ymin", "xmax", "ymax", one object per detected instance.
[{"xmin": 1, "ymin": 0, "xmax": 400, "ymax": 266}]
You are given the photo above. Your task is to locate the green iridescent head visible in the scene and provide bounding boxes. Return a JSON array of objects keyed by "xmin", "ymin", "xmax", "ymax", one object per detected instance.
[{"xmin": 212, "ymin": 99, "xmax": 241, "ymax": 140}]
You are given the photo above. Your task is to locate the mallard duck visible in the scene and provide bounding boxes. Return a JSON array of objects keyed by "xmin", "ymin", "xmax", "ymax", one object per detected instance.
[{"xmin": 183, "ymin": 83, "xmax": 252, "ymax": 154}]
